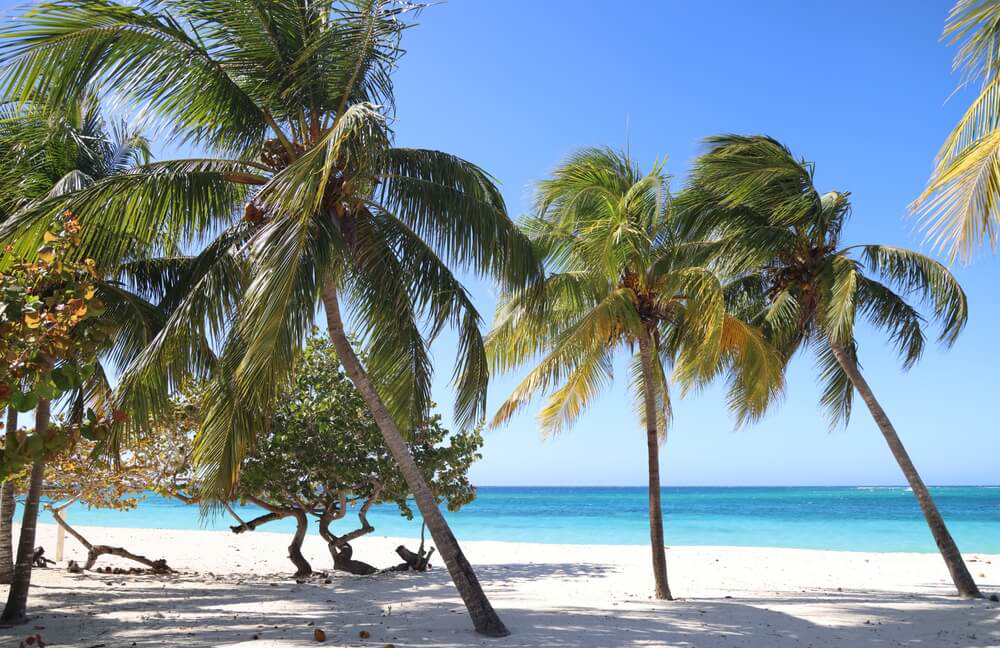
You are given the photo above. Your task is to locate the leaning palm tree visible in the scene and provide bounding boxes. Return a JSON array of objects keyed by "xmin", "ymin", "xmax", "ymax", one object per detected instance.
[
  {"xmin": 683, "ymin": 135, "xmax": 981, "ymax": 598},
  {"xmin": 486, "ymin": 149, "xmax": 782, "ymax": 600},
  {"xmin": 0, "ymin": 1, "xmax": 537, "ymax": 635},
  {"xmin": 914, "ymin": 0, "xmax": 1000, "ymax": 260}
]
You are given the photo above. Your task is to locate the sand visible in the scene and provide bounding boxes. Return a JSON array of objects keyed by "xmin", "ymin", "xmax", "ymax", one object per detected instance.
[{"xmin": 0, "ymin": 522, "xmax": 997, "ymax": 647}]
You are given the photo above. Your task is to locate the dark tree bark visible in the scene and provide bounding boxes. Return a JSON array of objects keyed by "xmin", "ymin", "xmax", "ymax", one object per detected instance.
[
  {"xmin": 638, "ymin": 328, "xmax": 672, "ymax": 600},
  {"xmin": 318, "ymin": 490, "xmax": 378, "ymax": 576},
  {"xmin": 321, "ymin": 283, "xmax": 508, "ymax": 636},
  {"xmin": 245, "ymin": 495, "xmax": 311, "ymax": 577},
  {"xmin": 328, "ymin": 542, "xmax": 377, "ymax": 576},
  {"xmin": 229, "ymin": 511, "xmax": 286, "ymax": 534},
  {"xmin": 830, "ymin": 342, "xmax": 982, "ymax": 598},
  {"xmin": 0, "ymin": 406, "xmax": 18, "ymax": 584},
  {"xmin": 286, "ymin": 510, "xmax": 311, "ymax": 578},
  {"xmin": 1, "ymin": 400, "xmax": 49, "ymax": 625},
  {"xmin": 50, "ymin": 503, "xmax": 170, "ymax": 573},
  {"xmin": 394, "ymin": 543, "xmax": 435, "ymax": 571}
]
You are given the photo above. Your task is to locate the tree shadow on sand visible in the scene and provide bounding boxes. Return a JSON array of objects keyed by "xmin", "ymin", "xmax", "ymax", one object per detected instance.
[{"xmin": 0, "ymin": 563, "xmax": 996, "ymax": 647}]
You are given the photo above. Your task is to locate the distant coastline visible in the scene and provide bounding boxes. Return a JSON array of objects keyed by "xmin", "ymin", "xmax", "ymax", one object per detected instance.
[{"xmin": 44, "ymin": 485, "xmax": 1000, "ymax": 553}]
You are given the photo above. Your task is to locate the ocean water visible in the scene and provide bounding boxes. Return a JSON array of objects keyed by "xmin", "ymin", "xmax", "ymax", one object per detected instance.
[{"xmin": 48, "ymin": 486, "xmax": 1000, "ymax": 553}]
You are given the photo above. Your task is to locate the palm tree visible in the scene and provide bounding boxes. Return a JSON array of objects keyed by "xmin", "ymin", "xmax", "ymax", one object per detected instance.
[
  {"xmin": 0, "ymin": 1, "xmax": 538, "ymax": 635},
  {"xmin": 0, "ymin": 96, "xmax": 159, "ymax": 623},
  {"xmin": 486, "ymin": 149, "xmax": 782, "ymax": 600},
  {"xmin": 683, "ymin": 135, "xmax": 982, "ymax": 598},
  {"xmin": 914, "ymin": 0, "xmax": 1000, "ymax": 260},
  {"xmin": 1, "ymin": 401, "xmax": 48, "ymax": 625},
  {"xmin": 0, "ymin": 407, "xmax": 16, "ymax": 583}
]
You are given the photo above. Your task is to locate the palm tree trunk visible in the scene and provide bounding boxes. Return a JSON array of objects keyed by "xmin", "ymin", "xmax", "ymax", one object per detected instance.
[
  {"xmin": 0, "ymin": 406, "xmax": 18, "ymax": 584},
  {"xmin": 1, "ymin": 400, "xmax": 49, "ymax": 625},
  {"xmin": 320, "ymin": 281, "xmax": 509, "ymax": 637},
  {"xmin": 638, "ymin": 328, "xmax": 672, "ymax": 600},
  {"xmin": 830, "ymin": 342, "xmax": 981, "ymax": 598}
]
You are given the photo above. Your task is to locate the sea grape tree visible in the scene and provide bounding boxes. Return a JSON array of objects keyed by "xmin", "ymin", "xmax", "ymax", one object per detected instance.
[
  {"xmin": 0, "ymin": 213, "xmax": 112, "ymax": 475},
  {"xmin": 233, "ymin": 334, "xmax": 481, "ymax": 577}
]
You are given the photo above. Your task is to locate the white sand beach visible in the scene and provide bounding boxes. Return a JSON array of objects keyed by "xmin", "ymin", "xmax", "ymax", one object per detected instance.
[{"xmin": 0, "ymin": 523, "xmax": 996, "ymax": 647}]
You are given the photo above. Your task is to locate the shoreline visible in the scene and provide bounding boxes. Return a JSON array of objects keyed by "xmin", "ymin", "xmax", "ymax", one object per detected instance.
[
  {"xmin": 1, "ymin": 523, "xmax": 996, "ymax": 646},
  {"xmin": 23, "ymin": 521, "xmax": 996, "ymax": 556}
]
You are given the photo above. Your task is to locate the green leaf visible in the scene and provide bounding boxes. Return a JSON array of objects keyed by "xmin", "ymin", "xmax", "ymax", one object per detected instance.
[{"xmin": 10, "ymin": 389, "xmax": 37, "ymax": 412}]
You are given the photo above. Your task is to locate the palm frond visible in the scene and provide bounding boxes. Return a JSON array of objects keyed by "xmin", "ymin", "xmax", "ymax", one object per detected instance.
[
  {"xmin": 717, "ymin": 315, "xmax": 785, "ymax": 426},
  {"xmin": 0, "ymin": 0, "xmax": 270, "ymax": 154},
  {"xmin": 819, "ymin": 255, "xmax": 859, "ymax": 346},
  {"xmin": 914, "ymin": 130, "xmax": 1000, "ymax": 259},
  {"xmin": 379, "ymin": 147, "xmax": 542, "ymax": 292},
  {"xmin": 690, "ymin": 135, "xmax": 821, "ymax": 227},
  {"xmin": 858, "ymin": 244, "xmax": 968, "ymax": 345},
  {"xmin": 913, "ymin": 1, "xmax": 1000, "ymax": 259},
  {"xmin": 856, "ymin": 276, "xmax": 926, "ymax": 370},
  {"xmin": 371, "ymin": 212, "xmax": 488, "ymax": 429},
  {"xmin": 0, "ymin": 159, "xmax": 254, "ymax": 270},
  {"xmin": 490, "ymin": 287, "xmax": 639, "ymax": 427},
  {"xmin": 112, "ymin": 226, "xmax": 250, "ymax": 434},
  {"xmin": 537, "ymin": 344, "xmax": 613, "ymax": 436},
  {"xmin": 628, "ymin": 348, "xmax": 671, "ymax": 441},
  {"xmin": 344, "ymin": 212, "xmax": 432, "ymax": 430},
  {"xmin": 815, "ymin": 338, "xmax": 857, "ymax": 430}
]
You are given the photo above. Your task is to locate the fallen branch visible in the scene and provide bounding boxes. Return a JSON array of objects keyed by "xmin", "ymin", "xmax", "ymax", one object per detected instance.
[
  {"xmin": 84, "ymin": 546, "xmax": 170, "ymax": 573},
  {"xmin": 384, "ymin": 523, "xmax": 434, "ymax": 573},
  {"xmin": 393, "ymin": 544, "xmax": 435, "ymax": 571},
  {"xmin": 49, "ymin": 502, "xmax": 171, "ymax": 573}
]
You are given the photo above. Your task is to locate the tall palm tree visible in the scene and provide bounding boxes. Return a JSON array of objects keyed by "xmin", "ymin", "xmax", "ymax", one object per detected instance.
[
  {"xmin": 0, "ymin": 1, "xmax": 537, "ymax": 635},
  {"xmin": 486, "ymin": 149, "xmax": 782, "ymax": 600},
  {"xmin": 1, "ymin": 402, "xmax": 48, "ymax": 625},
  {"xmin": 914, "ymin": 0, "xmax": 1000, "ymax": 260},
  {"xmin": 0, "ymin": 96, "xmax": 159, "ymax": 623},
  {"xmin": 0, "ymin": 407, "xmax": 16, "ymax": 583},
  {"xmin": 683, "ymin": 135, "xmax": 981, "ymax": 598}
]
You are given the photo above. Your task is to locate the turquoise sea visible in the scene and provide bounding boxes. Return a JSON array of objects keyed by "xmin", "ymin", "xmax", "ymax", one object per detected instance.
[{"xmin": 49, "ymin": 486, "xmax": 1000, "ymax": 553}]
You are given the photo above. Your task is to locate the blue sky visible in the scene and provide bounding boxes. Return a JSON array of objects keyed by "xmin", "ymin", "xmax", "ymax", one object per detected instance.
[
  {"xmin": 2, "ymin": 1, "xmax": 995, "ymax": 487},
  {"xmin": 384, "ymin": 0, "xmax": 999, "ymax": 487}
]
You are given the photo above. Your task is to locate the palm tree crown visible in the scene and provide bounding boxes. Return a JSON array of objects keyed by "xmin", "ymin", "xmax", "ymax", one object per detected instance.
[
  {"xmin": 0, "ymin": 95, "xmax": 162, "ymax": 417},
  {"xmin": 489, "ymin": 148, "xmax": 780, "ymax": 431},
  {"xmin": 684, "ymin": 135, "xmax": 967, "ymax": 427}
]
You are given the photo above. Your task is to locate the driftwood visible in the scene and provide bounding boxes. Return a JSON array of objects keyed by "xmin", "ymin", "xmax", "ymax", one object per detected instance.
[
  {"xmin": 393, "ymin": 544, "xmax": 434, "ymax": 571},
  {"xmin": 84, "ymin": 546, "xmax": 170, "ymax": 573},
  {"xmin": 384, "ymin": 523, "xmax": 434, "ymax": 572},
  {"xmin": 49, "ymin": 502, "xmax": 171, "ymax": 574}
]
